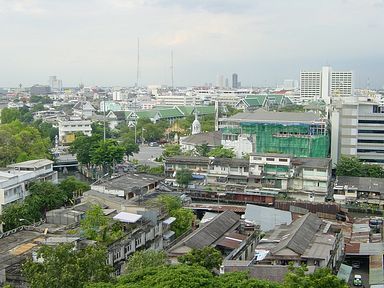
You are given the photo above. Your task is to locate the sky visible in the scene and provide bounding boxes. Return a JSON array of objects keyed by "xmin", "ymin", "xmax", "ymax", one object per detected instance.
[{"xmin": 0, "ymin": 0, "xmax": 383, "ymax": 88}]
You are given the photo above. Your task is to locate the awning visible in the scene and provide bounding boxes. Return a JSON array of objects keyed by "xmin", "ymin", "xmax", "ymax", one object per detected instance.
[
  {"xmin": 113, "ymin": 212, "xmax": 142, "ymax": 223},
  {"xmin": 192, "ymin": 174, "xmax": 205, "ymax": 180},
  {"xmin": 163, "ymin": 230, "xmax": 175, "ymax": 240},
  {"xmin": 163, "ymin": 217, "xmax": 176, "ymax": 225}
]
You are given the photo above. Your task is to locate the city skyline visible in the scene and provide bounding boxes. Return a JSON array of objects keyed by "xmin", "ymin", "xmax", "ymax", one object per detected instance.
[{"xmin": 0, "ymin": 0, "xmax": 383, "ymax": 88}]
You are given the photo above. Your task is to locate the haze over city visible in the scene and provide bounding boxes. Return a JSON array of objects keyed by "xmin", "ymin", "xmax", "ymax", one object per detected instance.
[{"xmin": 1, "ymin": 0, "xmax": 383, "ymax": 88}]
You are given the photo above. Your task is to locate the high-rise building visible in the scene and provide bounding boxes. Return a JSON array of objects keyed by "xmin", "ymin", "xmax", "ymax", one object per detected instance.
[
  {"xmin": 300, "ymin": 66, "xmax": 353, "ymax": 104},
  {"xmin": 331, "ymin": 96, "xmax": 384, "ymax": 167},
  {"xmin": 48, "ymin": 76, "xmax": 63, "ymax": 92},
  {"xmin": 232, "ymin": 73, "xmax": 238, "ymax": 89}
]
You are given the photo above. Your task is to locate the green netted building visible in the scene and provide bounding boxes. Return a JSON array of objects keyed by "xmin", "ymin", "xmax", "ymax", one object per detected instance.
[{"xmin": 220, "ymin": 110, "xmax": 329, "ymax": 158}]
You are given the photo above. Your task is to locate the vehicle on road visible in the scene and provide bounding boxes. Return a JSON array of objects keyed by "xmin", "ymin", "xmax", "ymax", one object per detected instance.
[
  {"xmin": 352, "ymin": 261, "xmax": 360, "ymax": 269},
  {"xmin": 149, "ymin": 142, "xmax": 159, "ymax": 147},
  {"xmin": 353, "ymin": 274, "xmax": 362, "ymax": 286}
]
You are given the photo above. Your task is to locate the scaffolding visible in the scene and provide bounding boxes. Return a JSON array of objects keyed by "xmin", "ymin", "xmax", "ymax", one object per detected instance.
[{"xmin": 222, "ymin": 122, "xmax": 329, "ymax": 158}]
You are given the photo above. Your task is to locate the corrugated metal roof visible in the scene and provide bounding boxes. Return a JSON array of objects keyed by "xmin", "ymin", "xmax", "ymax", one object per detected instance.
[
  {"xmin": 171, "ymin": 211, "xmax": 239, "ymax": 251},
  {"xmin": 271, "ymin": 213, "xmax": 322, "ymax": 255}
]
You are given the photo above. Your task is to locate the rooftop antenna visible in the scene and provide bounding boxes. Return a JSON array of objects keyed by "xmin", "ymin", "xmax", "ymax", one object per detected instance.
[
  {"xmin": 170, "ymin": 50, "xmax": 174, "ymax": 91},
  {"xmin": 136, "ymin": 38, "xmax": 140, "ymax": 88}
]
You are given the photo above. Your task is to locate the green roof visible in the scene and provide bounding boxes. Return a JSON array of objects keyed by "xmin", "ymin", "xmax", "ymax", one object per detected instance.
[
  {"xmin": 135, "ymin": 110, "xmax": 158, "ymax": 119},
  {"xmin": 243, "ymin": 97, "xmax": 264, "ymax": 107},
  {"xmin": 158, "ymin": 108, "xmax": 184, "ymax": 119},
  {"xmin": 176, "ymin": 106, "xmax": 195, "ymax": 116},
  {"xmin": 194, "ymin": 106, "xmax": 215, "ymax": 115}
]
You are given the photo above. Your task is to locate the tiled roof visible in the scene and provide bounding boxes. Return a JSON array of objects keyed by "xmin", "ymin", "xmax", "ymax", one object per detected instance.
[
  {"xmin": 181, "ymin": 131, "xmax": 222, "ymax": 147},
  {"xmin": 158, "ymin": 108, "xmax": 184, "ymax": 118}
]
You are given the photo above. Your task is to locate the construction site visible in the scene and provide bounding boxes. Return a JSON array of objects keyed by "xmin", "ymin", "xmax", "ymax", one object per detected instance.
[{"xmin": 219, "ymin": 110, "xmax": 330, "ymax": 158}]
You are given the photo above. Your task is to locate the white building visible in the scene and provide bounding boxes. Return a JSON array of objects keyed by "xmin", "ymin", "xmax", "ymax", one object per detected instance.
[
  {"xmin": 300, "ymin": 66, "xmax": 353, "ymax": 104},
  {"xmin": 58, "ymin": 119, "xmax": 92, "ymax": 144},
  {"xmin": 0, "ymin": 159, "xmax": 58, "ymax": 232},
  {"xmin": 331, "ymin": 96, "xmax": 384, "ymax": 167},
  {"xmin": 155, "ymin": 93, "xmax": 200, "ymax": 106}
]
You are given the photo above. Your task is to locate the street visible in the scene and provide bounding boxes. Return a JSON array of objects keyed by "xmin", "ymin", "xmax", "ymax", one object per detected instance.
[{"xmin": 132, "ymin": 145, "xmax": 163, "ymax": 167}]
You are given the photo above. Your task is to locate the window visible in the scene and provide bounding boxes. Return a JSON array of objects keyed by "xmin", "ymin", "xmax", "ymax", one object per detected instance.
[
  {"xmin": 135, "ymin": 238, "xmax": 142, "ymax": 246},
  {"xmin": 253, "ymin": 157, "xmax": 262, "ymax": 161},
  {"xmin": 266, "ymin": 158, "xmax": 275, "ymax": 161},
  {"xmin": 279, "ymin": 158, "xmax": 288, "ymax": 162}
]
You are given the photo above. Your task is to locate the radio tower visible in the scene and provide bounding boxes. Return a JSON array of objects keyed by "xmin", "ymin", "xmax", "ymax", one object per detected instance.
[
  {"xmin": 136, "ymin": 38, "xmax": 140, "ymax": 88},
  {"xmin": 170, "ymin": 50, "xmax": 174, "ymax": 91}
]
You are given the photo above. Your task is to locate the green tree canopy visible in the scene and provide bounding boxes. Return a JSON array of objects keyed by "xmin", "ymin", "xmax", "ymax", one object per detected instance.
[
  {"xmin": 176, "ymin": 169, "xmax": 193, "ymax": 187},
  {"xmin": 336, "ymin": 156, "xmax": 384, "ymax": 178},
  {"xmin": 162, "ymin": 144, "xmax": 182, "ymax": 158},
  {"xmin": 178, "ymin": 246, "xmax": 222, "ymax": 271},
  {"xmin": 22, "ymin": 243, "xmax": 114, "ymax": 288},
  {"xmin": 208, "ymin": 146, "xmax": 235, "ymax": 158},
  {"xmin": 284, "ymin": 265, "xmax": 347, "ymax": 288},
  {"xmin": 0, "ymin": 179, "xmax": 89, "ymax": 231},
  {"xmin": 0, "ymin": 107, "xmax": 21, "ymax": 124},
  {"xmin": 195, "ymin": 143, "xmax": 210, "ymax": 157},
  {"xmin": 125, "ymin": 250, "xmax": 167, "ymax": 274},
  {"xmin": 157, "ymin": 195, "xmax": 194, "ymax": 237},
  {"xmin": 0, "ymin": 120, "xmax": 51, "ymax": 166}
]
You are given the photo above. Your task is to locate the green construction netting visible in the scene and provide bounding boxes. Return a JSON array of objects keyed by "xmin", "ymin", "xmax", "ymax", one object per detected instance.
[{"xmin": 223, "ymin": 122, "xmax": 329, "ymax": 158}]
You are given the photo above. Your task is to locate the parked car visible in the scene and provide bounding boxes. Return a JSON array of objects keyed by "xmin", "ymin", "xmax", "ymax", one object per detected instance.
[
  {"xmin": 353, "ymin": 274, "xmax": 362, "ymax": 286},
  {"xmin": 352, "ymin": 261, "xmax": 360, "ymax": 269},
  {"xmin": 149, "ymin": 142, "xmax": 159, "ymax": 147}
]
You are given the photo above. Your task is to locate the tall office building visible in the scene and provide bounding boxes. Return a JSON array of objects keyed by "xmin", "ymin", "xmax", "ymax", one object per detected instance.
[
  {"xmin": 48, "ymin": 76, "xmax": 63, "ymax": 92},
  {"xmin": 331, "ymin": 97, "xmax": 384, "ymax": 167},
  {"xmin": 300, "ymin": 66, "xmax": 353, "ymax": 104},
  {"xmin": 232, "ymin": 73, "xmax": 238, "ymax": 89}
]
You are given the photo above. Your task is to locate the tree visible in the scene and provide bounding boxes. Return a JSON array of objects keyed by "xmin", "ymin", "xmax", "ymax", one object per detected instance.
[
  {"xmin": 195, "ymin": 143, "xmax": 210, "ymax": 157},
  {"xmin": 178, "ymin": 247, "xmax": 222, "ymax": 271},
  {"xmin": 104, "ymin": 265, "xmax": 214, "ymax": 288},
  {"xmin": 80, "ymin": 205, "xmax": 123, "ymax": 243},
  {"xmin": 284, "ymin": 265, "xmax": 347, "ymax": 288},
  {"xmin": 22, "ymin": 243, "xmax": 114, "ymax": 288},
  {"xmin": 0, "ymin": 108, "xmax": 21, "ymax": 124},
  {"xmin": 171, "ymin": 208, "xmax": 194, "ymax": 237},
  {"xmin": 336, "ymin": 155, "xmax": 384, "ymax": 178},
  {"xmin": 176, "ymin": 169, "xmax": 193, "ymax": 188},
  {"xmin": 208, "ymin": 146, "xmax": 235, "ymax": 158},
  {"xmin": 80, "ymin": 205, "xmax": 109, "ymax": 241},
  {"xmin": 0, "ymin": 120, "xmax": 51, "ymax": 166},
  {"xmin": 216, "ymin": 271, "xmax": 282, "ymax": 288},
  {"xmin": 162, "ymin": 144, "xmax": 182, "ymax": 158},
  {"xmin": 58, "ymin": 176, "xmax": 90, "ymax": 200},
  {"xmin": 123, "ymin": 141, "xmax": 139, "ymax": 158},
  {"xmin": 335, "ymin": 156, "xmax": 363, "ymax": 177},
  {"xmin": 70, "ymin": 135, "xmax": 100, "ymax": 166},
  {"xmin": 157, "ymin": 195, "xmax": 194, "ymax": 237},
  {"xmin": 125, "ymin": 250, "xmax": 167, "ymax": 273},
  {"xmin": 90, "ymin": 139, "xmax": 125, "ymax": 174}
]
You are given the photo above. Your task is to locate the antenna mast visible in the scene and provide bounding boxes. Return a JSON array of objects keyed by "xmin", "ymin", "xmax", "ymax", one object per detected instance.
[
  {"xmin": 170, "ymin": 50, "xmax": 174, "ymax": 90},
  {"xmin": 136, "ymin": 38, "xmax": 140, "ymax": 88}
]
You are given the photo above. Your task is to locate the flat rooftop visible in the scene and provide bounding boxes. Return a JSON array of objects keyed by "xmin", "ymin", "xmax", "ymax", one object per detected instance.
[{"xmin": 7, "ymin": 159, "xmax": 53, "ymax": 169}]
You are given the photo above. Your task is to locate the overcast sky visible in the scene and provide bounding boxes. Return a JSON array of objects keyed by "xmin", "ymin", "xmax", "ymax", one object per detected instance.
[{"xmin": 0, "ymin": 0, "xmax": 383, "ymax": 88}]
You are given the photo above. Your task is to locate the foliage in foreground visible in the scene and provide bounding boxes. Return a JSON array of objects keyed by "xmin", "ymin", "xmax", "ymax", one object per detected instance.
[
  {"xmin": 22, "ymin": 243, "xmax": 114, "ymax": 288},
  {"xmin": 125, "ymin": 250, "xmax": 167, "ymax": 274},
  {"xmin": 178, "ymin": 246, "xmax": 222, "ymax": 271}
]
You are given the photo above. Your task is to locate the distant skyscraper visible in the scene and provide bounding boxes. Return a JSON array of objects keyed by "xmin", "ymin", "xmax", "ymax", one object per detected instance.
[
  {"xmin": 300, "ymin": 66, "xmax": 353, "ymax": 104},
  {"xmin": 225, "ymin": 78, "xmax": 229, "ymax": 88},
  {"xmin": 48, "ymin": 76, "xmax": 63, "ymax": 92},
  {"xmin": 232, "ymin": 73, "xmax": 238, "ymax": 89},
  {"xmin": 217, "ymin": 75, "xmax": 224, "ymax": 88}
]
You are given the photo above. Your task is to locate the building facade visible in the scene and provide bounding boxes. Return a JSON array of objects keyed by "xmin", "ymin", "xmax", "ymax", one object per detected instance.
[
  {"xmin": 58, "ymin": 119, "xmax": 92, "ymax": 144},
  {"xmin": 300, "ymin": 66, "xmax": 353, "ymax": 104},
  {"xmin": 330, "ymin": 96, "xmax": 384, "ymax": 166}
]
